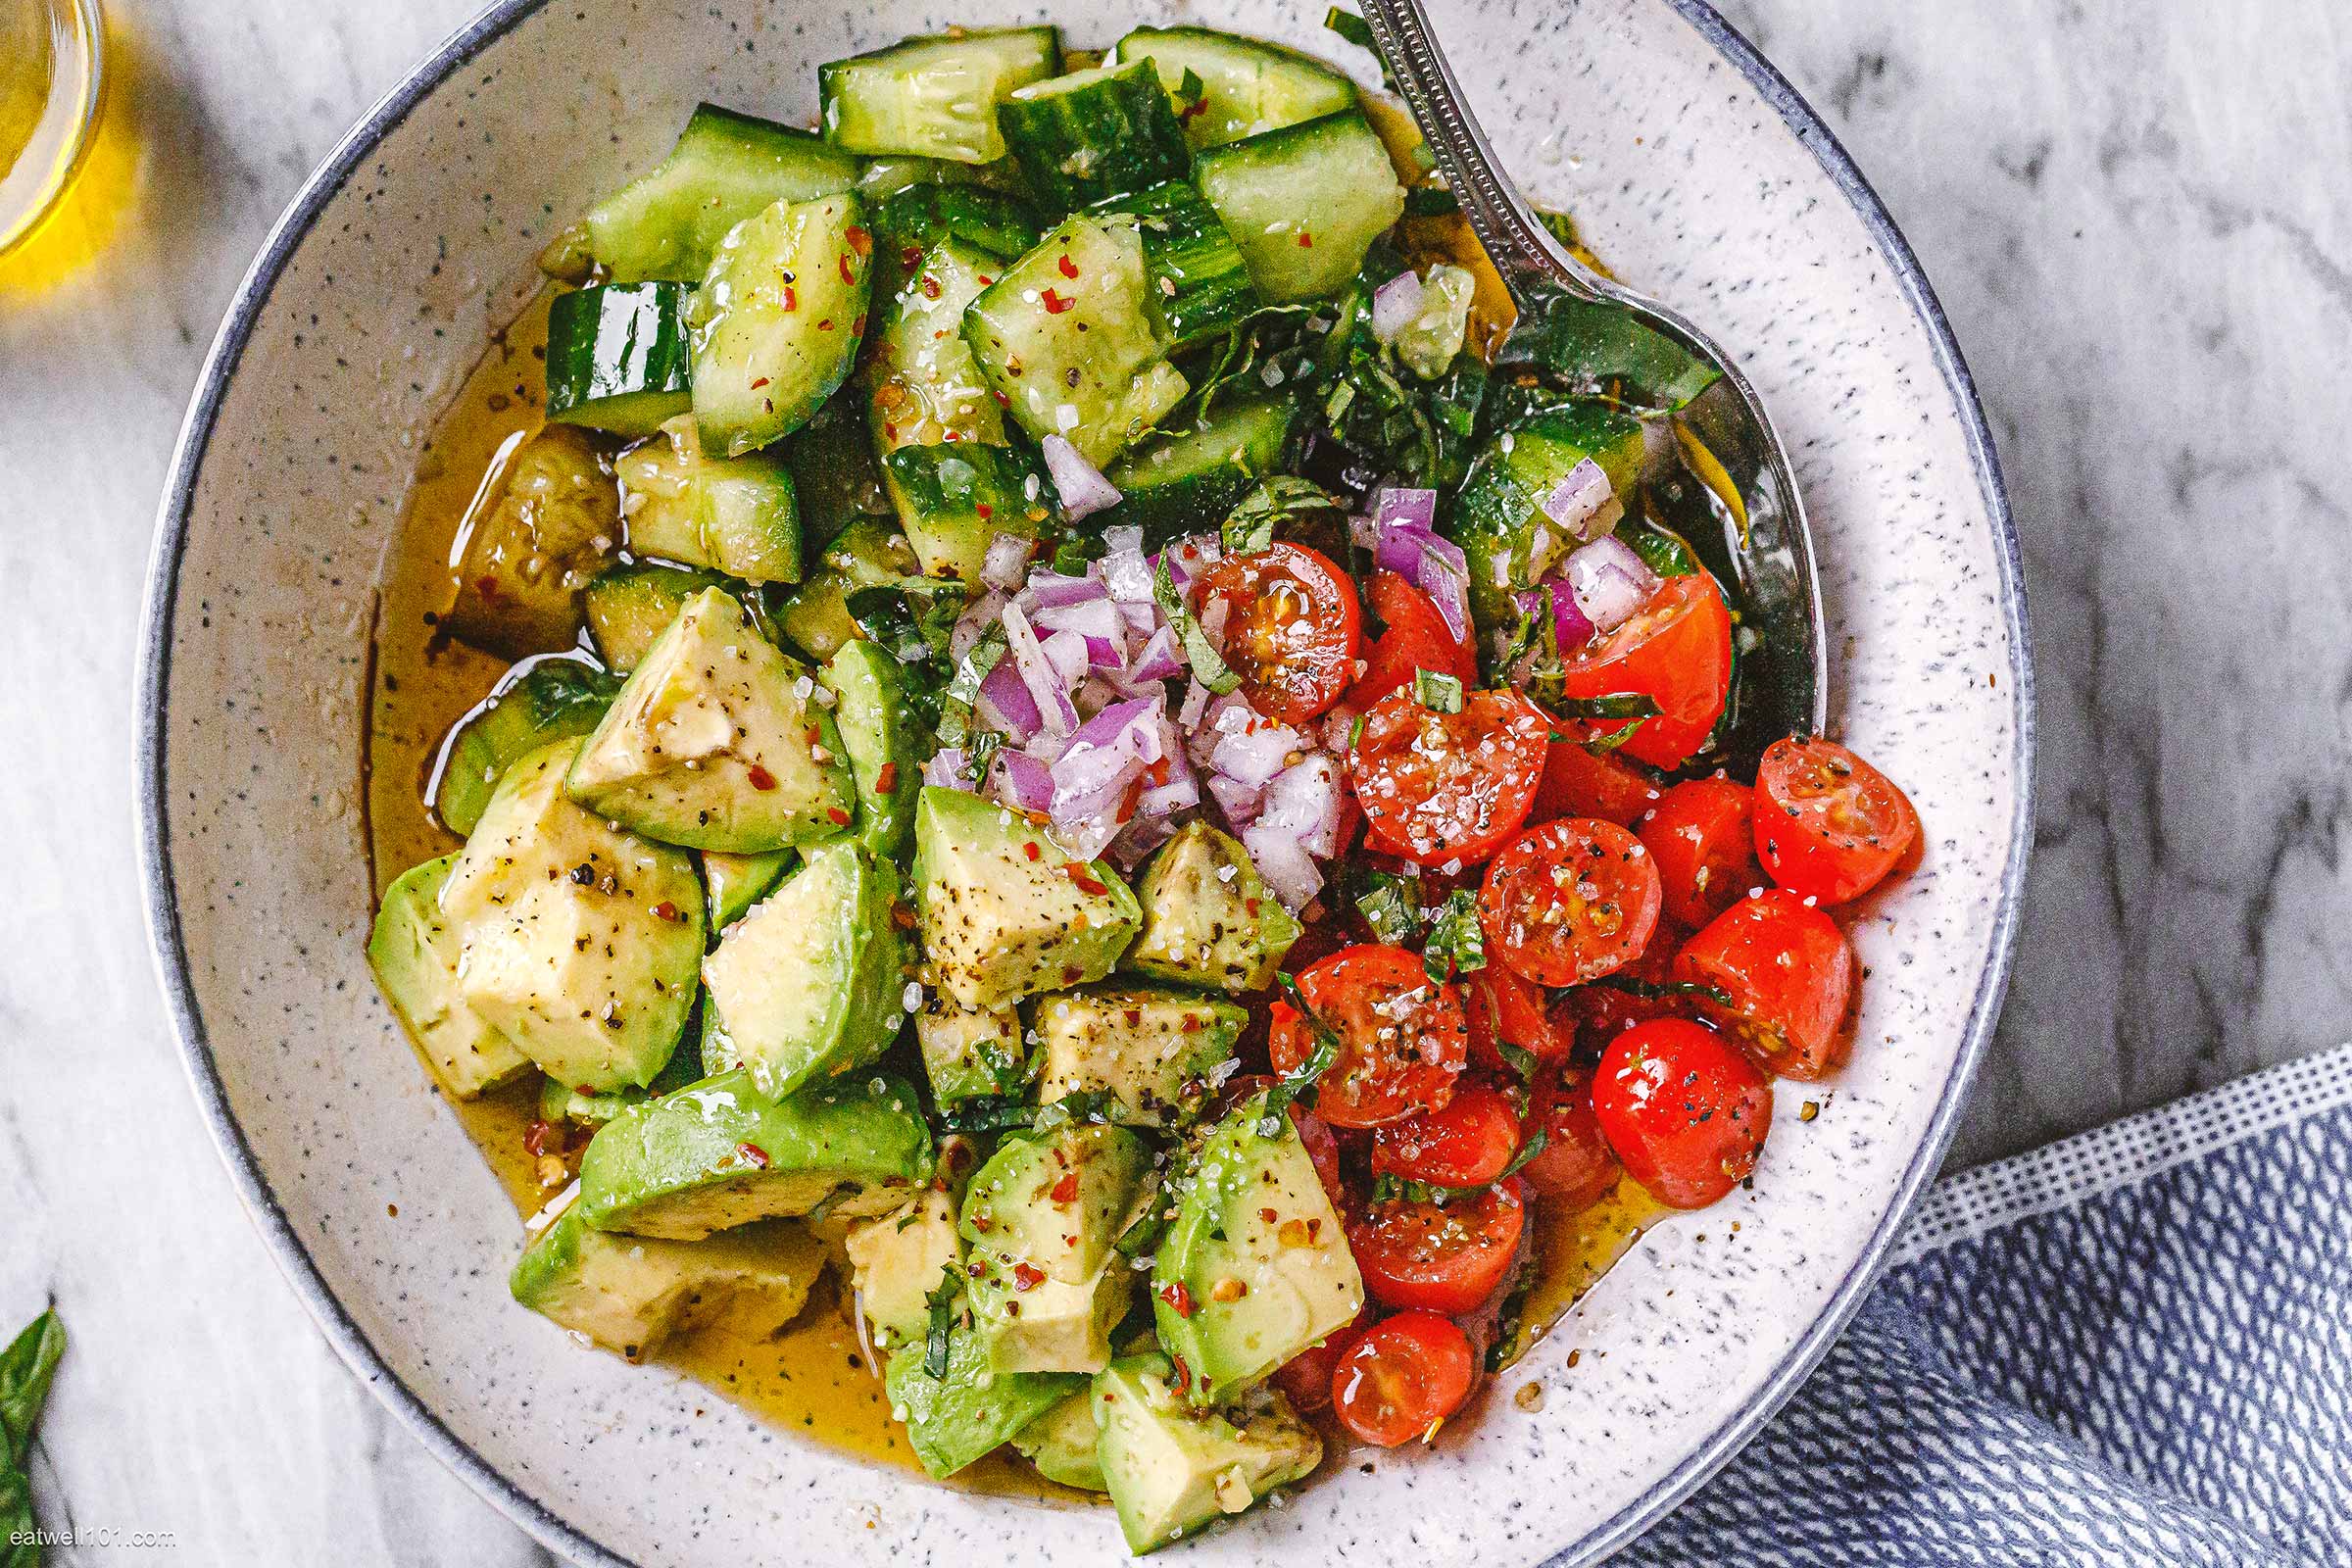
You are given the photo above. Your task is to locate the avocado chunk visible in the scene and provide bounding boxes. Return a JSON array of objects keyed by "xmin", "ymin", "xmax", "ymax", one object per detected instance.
[
  {"xmin": 702, "ymin": 848, "xmax": 794, "ymax": 932},
  {"xmin": 884, "ymin": 1319, "xmax": 1085, "ymax": 1478},
  {"xmin": 368, "ymin": 855, "xmax": 532, "ymax": 1099},
  {"xmin": 915, "ymin": 998, "xmax": 1031, "ymax": 1104},
  {"xmin": 1153, "ymin": 1092, "xmax": 1363, "ymax": 1405},
  {"xmin": 912, "ymin": 785, "xmax": 1142, "ymax": 1008},
  {"xmin": 1012, "ymin": 1393, "xmax": 1109, "ymax": 1492},
  {"xmin": 576, "ymin": 1066, "xmax": 930, "ymax": 1239},
  {"xmin": 440, "ymin": 741, "xmax": 704, "ymax": 1093},
  {"xmin": 540, "ymin": 1030, "xmax": 701, "ymax": 1126},
  {"xmin": 565, "ymin": 587, "xmax": 857, "ymax": 853},
  {"xmin": 1122, "ymin": 824, "xmax": 1302, "ymax": 994},
  {"xmin": 701, "ymin": 840, "xmax": 909, "ymax": 1101},
  {"xmin": 1093, "ymin": 1353, "xmax": 1321, "ymax": 1553},
  {"xmin": 819, "ymin": 641, "xmax": 926, "ymax": 861},
  {"xmin": 1448, "ymin": 403, "xmax": 1647, "ymax": 628},
  {"xmin": 511, "ymin": 1196, "xmax": 827, "ymax": 1361},
  {"xmin": 844, "ymin": 1187, "xmax": 964, "ymax": 1350},
  {"xmin": 1033, "ymin": 984, "xmax": 1248, "ymax": 1127},
  {"xmin": 960, "ymin": 1123, "xmax": 1152, "ymax": 1374}
]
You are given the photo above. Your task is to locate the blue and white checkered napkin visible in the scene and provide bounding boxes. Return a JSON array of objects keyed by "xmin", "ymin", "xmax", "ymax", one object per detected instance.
[{"xmin": 1618, "ymin": 1044, "xmax": 2352, "ymax": 1568}]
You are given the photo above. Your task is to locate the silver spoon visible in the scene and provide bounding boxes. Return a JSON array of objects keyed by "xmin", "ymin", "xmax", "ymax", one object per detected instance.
[{"xmin": 1358, "ymin": 0, "xmax": 1829, "ymax": 742}]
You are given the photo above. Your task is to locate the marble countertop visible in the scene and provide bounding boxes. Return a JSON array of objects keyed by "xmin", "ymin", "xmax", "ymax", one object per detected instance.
[{"xmin": 2, "ymin": 0, "xmax": 2344, "ymax": 1560}]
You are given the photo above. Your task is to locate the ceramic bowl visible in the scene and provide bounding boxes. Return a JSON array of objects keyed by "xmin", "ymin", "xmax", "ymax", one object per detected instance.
[{"xmin": 138, "ymin": 1, "xmax": 2032, "ymax": 1562}]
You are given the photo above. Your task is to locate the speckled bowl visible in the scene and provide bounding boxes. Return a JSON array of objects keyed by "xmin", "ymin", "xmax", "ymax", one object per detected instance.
[{"xmin": 137, "ymin": 1, "xmax": 2031, "ymax": 1563}]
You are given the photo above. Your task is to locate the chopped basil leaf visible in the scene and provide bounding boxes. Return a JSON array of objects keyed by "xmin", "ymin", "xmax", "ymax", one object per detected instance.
[
  {"xmin": 1581, "ymin": 716, "xmax": 1647, "ymax": 757},
  {"xmin": 934, "ymin": 625, "xmax": 1006, "ymax": 749},
  {"xmin": 0, "ymin": 1309, "xmax": 63, "ymax": 1468},
  {"xmin": 1554, "ymin": 692, "xmax": 1661, "ymax": 721},
  {"xmin": 1220, "ymin": 476, "xmax": 1340, "ymax": 557},
  {"xmin": 1494, "ymin": 1040, "xmax": 1541, "ymax": 1084},
  {"xmin": 1260, "ymin": 974, "xmax": 1345, "ymax": 1134},
  {"xmin": 1421, "ymin": 888, "xmax": 1486, "ymax": 983},
  {"xmin": 1371, "ymin": 1129, "xmax": 1549, "ymax": 1208},
  {"xmin": 1585, "ymin": 974, "xmax": 1735, "ymax": 1009},
  {"xmin": 921, "ymin": 1265, "xmax": 960, "ymax": 1379},
  {"xmin": 1152, "ymin": 556, "xmax": 1241, "ymax": 695},
  {"xmin": 1354, "ymin": 868, "xmax": 1423, "ymax": 945},
  {"xmin": 1323, "ymin": 7, "xmax": 1377, "ymax": 53},
  {"xmin": 1413, "ymin": 668, "xmax": 1464, "ymax": 713}
]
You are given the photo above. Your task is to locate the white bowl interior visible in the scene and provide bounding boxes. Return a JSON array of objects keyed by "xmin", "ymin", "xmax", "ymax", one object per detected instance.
[{"xmin": 145, "ymin": 1, "xmax": 2027, "ymax": 1563}]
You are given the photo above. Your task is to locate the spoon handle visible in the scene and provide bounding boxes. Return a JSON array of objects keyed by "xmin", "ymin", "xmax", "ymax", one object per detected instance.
[{"xmin": 1356, "ymin": 0, "xmax": 1602, "ymax": 308}]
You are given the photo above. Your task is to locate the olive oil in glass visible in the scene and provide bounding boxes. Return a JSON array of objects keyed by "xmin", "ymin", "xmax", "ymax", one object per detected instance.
[{"xmin": 0, "ymin": 0, "xmax": 104, "ymax": 256}]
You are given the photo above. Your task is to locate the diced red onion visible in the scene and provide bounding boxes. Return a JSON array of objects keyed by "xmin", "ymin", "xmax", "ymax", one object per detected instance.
[
  {"xmin": 1208, "ymin": 772, "xmax": 1265, "ymax": 826},
  {"xmin": 1048, "ymin": 697, "xmax": 1163, "ymax": 858},
  {"xmin": 1102, "ymin": 546, "xmax": 1154, "ymax": 604},
  {"xmin": 1022, "ymin": 570, "xmax": 1106, "ymax": 611},
  {"xmin": 1004, "ymin": 602, "xmax": 1078, "ymax": 736},
  {"xmin": 1362, "ymin": 498, "xmax": 1471, "ymax": 644},
  {"xmin": 1373, "ymin": 486, "xmax": 1439, "ymax": 534},
  {"xmin": 1177, "ymin": 678, "xmax": 1213, "ymax": 731},
  {"xmin": 1549, "ymin": 576, "xmax": 1595, "ymax": 647},
  {"xmin": 1370, "ymin": 269, "xmax": 1426, "ymax": 344},
  {"xmin": 1041, "ymin": 628, "xmax": 1092, "ymax": 686},
  {"xmin": 990, "ymin": 748, "xmax": 1054, "ymax": 812},
  {"xmin": 1036, "ymin": 597, "xmax": 1128, "ymax": 665},
  {"xmin": 951, "ymin": 589, "xmax": 1006, "ymax": 662},
  {"xmin": 1242, "ymin": 823, "xmax": 1323, "ymax": 911},
  {"xmin": 1565, "ymin": 533, "xmax": 1658, "ymax": 635},
  {"xmin": 1417, "ymin": 534, "xmax": 1472, "ymax": 644},
  {"xmin": 981, "ymin": 532, "xmax": 1036, "ymax": 591},
  {"xmin": 1259, "ymin": 753, "xmax": 1345, "ymax": 858},
  {"xmin": 1106, "ymin": 810, "xmax": 1183, "ymax": 870},
  {"xmin": 1103, "ymin": 525, "xmax": 1145, "ymax": 558},
  {"xmin": 976, "ymin": 656, "xmax": 1043, "ymax": 742},
  {"xmin": 1540, "ymin": 459, "xmax": 1623, "ymax": 542},
  {"xmin": 1042, "ymin": 434, "xmax": 1121, "ymax": 520},
  {"xmin": 1210, "ymin": 716, "xmax": 1301, "ymax": 788},
  {"xmin": 922, "ymin": 749, "xmax": 971, "ymax": 790},
  {"xmin": 1128, "ymin": 625, "xmax": 1184, "ymax": 683}
]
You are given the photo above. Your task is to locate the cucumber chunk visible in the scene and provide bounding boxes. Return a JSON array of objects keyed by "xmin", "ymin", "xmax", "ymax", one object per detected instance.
[
  {"xmin": 869, "ymin": 240, "xmax": 1014, "ymax": 455},
  {"xmin": 701, "ymin": 848, "xmax": 794, "ymax": 932},
  {"xmin": 429, "ymin": 654, "xmax": 620, "ymax": 837},
  {"xmin": 618, "ymin": 415, "xmax": 801, "ymax": 584},
  {"xmin": 441, "ymin": 424, "xmax": 621, "ymax": 661},
  {"xmin": 999, "ymin": 59, "xmax": 1193, "ymax": 214},
  {"xmin": 769, "ymin": 515, "xmax": 920, "ymax": 662},
  {"xmin": 545, "ymin": 282, "xmax": 694, "ymax": 438},
  {"xmin": 565, "ymin": 587, "xmax": 857, "ymax": 853},
  {"xmin": 701, "ymin": 840, "xmax": 909, "ymax": 1101},
  {"xmin": 691, "ymin": 192, "xmax": 873, "ymax": 456},
  {"xmin": 1447, "ymin": 401, "xmax": 1647, "ymax": 627},
  {"xmin": 819, "ymin": 27, "xmax": 1063, "ymax": 165},
  {"xmin": 576, "ymin": 1067, "xmax": 932, "ymax": 1239},
  {"xmin": 1112, "ymin": 25, "xmax": 1358, "ymax": 149},
  {"xmin": 1098, "ymin": 179, "xmax": 1259, "ymax": 350},
  {"xmin": 866, "ymin": 183, "xmax": 1042, "ymax": 299},
  {"xmin": 962, "ymin": 217, "xmax": 1188, "ymax": 467},
  {"xmin": 581, "ymin": 563, "xmax": 772, "ymax": 674},
  {"xmin": 556, "ymin": 104, "xmax": 861, "ymax": 284},
  {"xmin": 1196, "ymin": 111, "xmax": 1404, "ymax": 304},
  {"xmin": 882, "ymin": 444, "xmax": 1053, "ymax": 584},
  {"xmin": 440, "ymin": 740, "xmax": 705, "ymax": 1094},
  {"xmin": 1099, "ymin": 393, "xmax": 1298, "ymax": 546},
  {"xmin": 780, "ymin": 390, "xmax": 896, "ymax": 552},
  {"xmin": 368, "ymin": 855, "xmax": 531, "ymax": 1099}
]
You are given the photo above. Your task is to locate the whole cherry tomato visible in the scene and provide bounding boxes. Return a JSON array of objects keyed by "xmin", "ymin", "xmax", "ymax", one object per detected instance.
[
  {"xmin": 1752, "ymin": 736, "xmax": 1920, "ymax": 904},
  {"xmin": 1676, "ymin": 889, "xmax": 1858, "ymax": 1080},
  {"xmin": 1639, "ymin": 777, "xmax": 1759, "ymax": 929},
  {"xmin": 1592, "ymin": 1018, "xmax": 1772, "ymax": 1208},
  {"xmin": 1480, "ymin": 817, "xmax": 1662, "ymax": 986}
]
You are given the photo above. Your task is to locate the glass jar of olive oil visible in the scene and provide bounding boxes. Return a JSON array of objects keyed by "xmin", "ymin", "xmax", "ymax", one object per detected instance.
[{"xmin": 0, "ymin": 0, "xmax": 105, "ymax": 256}]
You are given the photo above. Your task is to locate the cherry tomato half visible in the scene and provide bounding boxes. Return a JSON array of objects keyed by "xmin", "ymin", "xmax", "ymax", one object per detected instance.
[
  {"xmin": 1463, "ymin": 961, "xmax": 1576, "ymax": 1069},
  {"xmin": 1346, "ymin": 571, "xmax": 1475, "ymax": 713},
  {"xmin": 1752, "ymin": 736, "xmax": 1921, "ymax": 904},
  {"xmin": 1639, "ymin": 777, "xmax": 1758, "ymax": 929},
  {"xmin": 1372, "ymin": 1081, "xmax": 1524, "ymax": 1187},
  {"xmin": 1676, "ymin": 889, "xmax": 1858, "ymax": 1080},
  {"xmin": 1348, "ymin": 1180, "xmax": 1526, "ymax": 1314},
  {"xmin": 1268, "ymin": 944, "xmax": 1469, "ymax": 1128},
  {"xmin": 1556, "ymin": 573, "xmax": 1733, "ymax": 770},
  {"xmin": 1192, "ymin": 542, "xmax": 1361, "ymax": 723},
  {"xmin": 1592, "ymin": 1018, "xmax": 1772, "ymax": 1208},
  {"xmin": 1332, "ymin": 1311, "xmax": 1476, "ymax": 1446},
  {"xmin": 1529, "ymin": 729, "xmax": 1661, "ymax": 829},
  {"xmin": 1520, "ymin": 1065, "xmax": 1623, "ymax": 1209},
  {"xmin": 1480, "ymin": 817, "xmax": 1663, "ymax": 986},
  {"xmin": 1352, "ymin": 689, "xmax": 1552, "ymax": 866}
]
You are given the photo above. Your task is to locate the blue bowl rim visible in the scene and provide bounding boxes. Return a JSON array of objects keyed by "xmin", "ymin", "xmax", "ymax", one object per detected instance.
[{"xmin": 133, "ymin": 2, "xmax": 2034, "ymax": 1563}]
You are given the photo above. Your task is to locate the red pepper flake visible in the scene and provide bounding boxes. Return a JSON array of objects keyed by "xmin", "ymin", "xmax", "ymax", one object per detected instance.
[
  {"xmin": 900, "ymin": 244, "xmax": 923, "ymax": 269},
  {"xmin": 1066, "ymin": 862, "xmax": 1109, "ymax": 897},
  {"xmin": 920, "ymin": 273, "xmax": 943, "ymax": 300},
  {"xmin": 1245, "ymin": 897, "xmax": 1262, "ymax": 917},
  {"xmin": 845, "ymin": 224, "xmax": 872, "ymax": 258},
  {"xmin": 1259, "ymin": 1207, "xmax": 1279, "ymax": 1224},
  {"xmin": 1178, "ymin": 96, "xmax": 1207, "ymax": 124},
  {"xmin": 1060, "ymin": 965, "xmax": 1083, "ymax": 986},
  {"xmin": 750, "ymin": 376, "xmax": 771, "ymax": 390},
  {"xmin": 1123, "ymin": 1007, "xmax": 1143, "ymax": 1027},
  {"xmin": 1040, "ymin": 286, "xmax": 1073, "ymax": 315},
  {"xmin": 875, "ymin": 761, "xmax": 899, "ymax": 794},
  {"xmin": 890, "ymin": 902, "xmax": 918, "ymax": 930},
  {"xmin": 992, "ymin": 389, "xmax": 1011, "ymax": 408},
  {"xmin": 1297, "ymin": 231, "xmax": 1314, "ymax": 248},
  {"xmin": 1158, "ymin": 1282, "xmax": 1197, "ymax": 1318},
  {"xmin": 975, "ymin": 503, "xmax": 994, "ymax": 519},
  {"xmin": 1011, "ymin": 1261, "xmax": 1046, "ymax": 1292},
  {"xmin": 1170, "ymin": 1355, "xmax": 1194, "ymax": 1396},
  {"xmin": 851, "ymin": 312, "xmax": 866, "ymax": 336},
  {"xmin": 747, "ymin": 764, "xmax": 778, "ymax": 792},
  {"xmin": 1050, "ymin": 1171, "xmax": 1081, "ymax": 1203},
  {"xmin": 1181, "ymin": 1014, "xmax": 1202, "ymax": 1033},
  {"xmin": 1023, "ymin": 841, "xmax": 1043, "ymax": 862},
  {"xmin": 523, "ymin": 1119, "xmax": 562, "ymax": 1158},
  {"xmin": 817, "ymin": 318, "xmax": 834, "ymax": 331},
  {"xmin": 805, "ymin": 727, "xmax": 823, "ymax": 747},
  {"xmin": 651, "ymin": 901, "xmax": 680, "ymax": 922},
  {"xmin": 838, "ymin": 252, "xmax": 857, "ymax": 284},
  {"xmin": 735, "ymin": 1142, "xmax": 771, "ymax": 1169},
  {"xmin": 826, "ymin": 806, "xmax": 853, "ymax": 827},
  {"xmin": 978, "ymin": 274, "xmax": 995, "ymax": 286},
  {"xmin": 781, "ymin": 285, "xmax": 798, "ymax": 312},
  {"xmin": 1057, "ymin": 254, "xmax": 1080, "ymax": 279}
]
